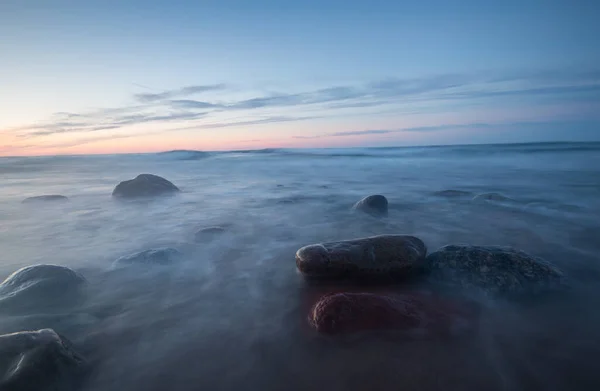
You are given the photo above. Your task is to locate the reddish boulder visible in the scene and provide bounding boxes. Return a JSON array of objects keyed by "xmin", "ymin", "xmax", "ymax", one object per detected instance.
[{"xmin": 308, "ymin": 292, "xmax": 478, "ymax": 337}]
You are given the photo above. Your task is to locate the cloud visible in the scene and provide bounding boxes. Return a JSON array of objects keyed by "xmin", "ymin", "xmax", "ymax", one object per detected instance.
[
  {"xmin": 7, "ymin": 67, "xmax": 599, "ymax": 141},
  {"xmin": 169, "ymin": 100, "xmax": 222, "ymax": 109},
  {"xmin": 134, "ymin": 84, "xmax": 227, "ymax": 102}
]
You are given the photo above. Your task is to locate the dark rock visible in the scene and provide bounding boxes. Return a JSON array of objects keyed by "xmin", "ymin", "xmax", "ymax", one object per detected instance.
[
  {"xmin": 0, "ymin": 265, "xmax": 86, "ymax": 314},
  {"xmin": 22, "ymin": 195, "xmax": 68, "ymax": 204},
  {"xmin": 433, "ymin": 190, "xmax": 472, "ymax": 198},
  {"xmin": 472, "ymin": 192, "xmax": 514, "ymax": 203},
  {"xmin": 296, "ymin": 235, "xmax": 426, "ymax": 279},
  {"xmin": 0, "ymin": 329, "xmax": 86, "ymax": 391},
  {"xmin": 194, "ymin": 226, "xmax": 227, "ymax": 243},
  {"xmin": 424, "ymin": 245, "xmax": 566, "ymax": 296},
  {"xmin": 352, "ymin": 195, "xmax": 388, "ymax": 217},
  {"xmin": 111, "ymin": 174, "xmax": 180, "ymax": 199},
  {"xmin": 112, "ymin": 248, "xmax": 183, "ymax": 268},
  {"xmin": 308, "ymin": 292, "xmax": 478, "ymax": 336}
]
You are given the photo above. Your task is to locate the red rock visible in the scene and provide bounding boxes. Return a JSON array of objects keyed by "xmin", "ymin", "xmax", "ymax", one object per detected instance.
[{"xmin": 308, "ymin": 292, "xmax": 478, "ymax": 337}]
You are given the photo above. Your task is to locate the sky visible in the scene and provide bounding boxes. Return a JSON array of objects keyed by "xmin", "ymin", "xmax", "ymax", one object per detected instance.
[{"xmin": 1, "ymin": 0, "xmax": 599, "ymax": 156}]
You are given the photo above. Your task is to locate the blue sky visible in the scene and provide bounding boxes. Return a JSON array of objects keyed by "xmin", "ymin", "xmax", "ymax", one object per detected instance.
[{"xmin": 1, "ymin": 0, "xmax": 599, "ymax": 155}]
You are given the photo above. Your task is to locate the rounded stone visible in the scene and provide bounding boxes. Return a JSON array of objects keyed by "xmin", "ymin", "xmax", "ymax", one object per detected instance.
[
  {"xmin": 0, "ymin": 329, "xmax": 86, "ymax": 391},
  {"xmin": 0, "ymin": 265, "xmax": 87, "ymax": 314},
  {"xmin": 424, "ymin": 245, "xmax": 566, "ymax": 296},
  {"xmin": 194, "ymin": 226, "xmax": 227, "ymax": 243},
  {"xmin": 308, "ymin": 292, "xmax": 478, "ymax": 336},
  {"xmin": 295, "ymin": 234, "xmax": 427, "ymax": 279},
  {"xmin": 22, "ymin": 195, "xmax": 69, "ymax": 203},
  {"xmin": 112, "ymin": 247, "xmax": 183, "ymax": 268},
  {"xmin": 111, "ymin": 174, "xmax": 180, "ymax": 198},
  {"xmin": 352, "ymin": 195, "xmax": 388, "ymax": 217}
]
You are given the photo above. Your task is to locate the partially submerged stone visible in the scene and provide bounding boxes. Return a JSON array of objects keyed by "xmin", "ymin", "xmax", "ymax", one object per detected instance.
[
  {"xmin": 112, "ymin": 247, "xmax": 183, "ymax": 268},
  {"xmin": 352, "ymin": 195, "xmax": 388, "ymax": 217},
  {"xmin": 424, "ymin": 245, "xmax": 566, "ymax": 296},
  {"xmin": 0, "ymin": 265, "xmax": 86, "ymax": 314},
  {"xmin": 296, "ymin": 235, "xmax": 426, "ymax": 279},
  {"xmin": 0, "ymin": 329, "xmax": 86, "ymax": 391},
  {"xmin": 309, "ymin": 292, "xmax": 478, "ymax": 336},
  {"xmin": 112, "ymin": 174, "xmax": 180, "ymax": 199},
  {"xmin": 194, "ymin": 226, "xmax": 227, "ymax": 243},
  {"xmin": 22, "ymin": 195, "xmax": 68, "ymax": 203}
]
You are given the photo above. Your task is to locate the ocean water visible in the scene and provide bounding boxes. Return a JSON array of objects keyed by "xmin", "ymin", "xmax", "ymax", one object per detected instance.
[{"xmin": 1, "ymin": 142, "xmax": 600, "ymax": 390}]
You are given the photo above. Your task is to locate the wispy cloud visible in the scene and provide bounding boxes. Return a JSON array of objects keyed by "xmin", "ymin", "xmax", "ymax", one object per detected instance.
[
  {"xmin": 134, "ymin": 84, "xmax": 227, "ymax": 103},
  {"xmin": 6, "ymin": 67, "xmax": 599, "ymax": 141}
]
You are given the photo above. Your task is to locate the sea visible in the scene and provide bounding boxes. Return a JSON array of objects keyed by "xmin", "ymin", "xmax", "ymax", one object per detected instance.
[{"xmin": 1, "ymin": 141, "xmax": 600, "ymax": 390}]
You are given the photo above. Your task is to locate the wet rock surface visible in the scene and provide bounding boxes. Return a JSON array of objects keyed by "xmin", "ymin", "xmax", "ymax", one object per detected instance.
[
  {"xmin": 0, "ymin": 265, "xmax": 86, "ymax": 314},
  {"xmin": 194, "ymin": 226, "xmax": 227, "ymax": 243},
  {"xmin": 424, "ymin": 245, "xmax": 566, "ymax": 296},
  {"xmin": 296, "ymin": 235, "xmax": 426, "ymax": 279},
  {"xmin": 112, "ymin": 247, "xmax": 183, "ymax": 268},
  {"xmin": 0, "ymin": 329, "xmax": 86, "ymax": 391},
  {"xmin": 352, "ymin": 195, "xmax": 388, "ymax": 217},
  {"xmin": 308, "ymin": 292, "xmax": 478, "ymax": 336},
  {"xmin": 22, "ymin": 195, "xmax": 69, "ymax": 204},
  {"xmin": 111, "ymin": 174, "xmax": 180, "ymax": 199}
]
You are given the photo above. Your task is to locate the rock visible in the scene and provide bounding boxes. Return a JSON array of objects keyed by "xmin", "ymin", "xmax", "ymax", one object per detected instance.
[
  {"xmin": 0, "ymin": 265, "xmax": 86, "ymax": 314},
  {"xmin": 194, "ymin": 226, "xmax": 227, "ymax": 243},
  {"xmin": 308, "ymin": 292, "xmax": 478, "ymax": 336},
  {"xmin": 424, "ymin": 245, "xmax": 566, "ymax": 296},
  {"xmin": 112, "ymin": 247, "xmax": 183, "ymax": 268},
  {"xmin": 22, "ymin": 195, "xmax": 68, "ymax": 203},
  {"xmin": 352, "ymin": 195, "xmax": 388, "ymax": 217},
  {"xmin": 295, "ymin": 235, "xmax": 426, "ymax": 279},
  {"xmin": 111, "ymin": 174, "xmax": 180, "ymax": 198},
  {"xmin": 472, "ymin": 192, "xmax": 514, "ymax": 203},
  {"xmin": 433, "ymin": 190, "xmax": 471, "ymax": 198},
  {"xmin": 0, "ymin": 329, "xmax": 86, "ymax": 391}
]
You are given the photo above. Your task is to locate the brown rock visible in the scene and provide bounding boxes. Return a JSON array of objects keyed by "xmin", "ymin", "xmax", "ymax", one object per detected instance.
[
  {"xmin": 309, "ymin": 292, "xmax": 478, "ymax": 336},
  {"xmin": 295, "ymin": 234, "xmax": 426, "ymax": 279},
  {"xmin": 352, "ymin": 195, "xmax": 388, "ymax": 217}
]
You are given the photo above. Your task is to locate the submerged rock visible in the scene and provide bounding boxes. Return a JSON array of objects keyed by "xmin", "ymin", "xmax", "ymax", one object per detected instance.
[
  {"xmin": 352, "ymin": 195, "xmax": 388, "ymax": 217},
  {"xmin": 112, "ymin": 247, "xmax": 183, "ymax": 268},
  {"xmin": 22, "ymin": 195, "xmax": 68, "ymax": 203},
  {"xmin": 472, "ymin": 192, "xmax": 514, "ymax": 203},
  {"xmin": 0, "ymin": 329, "xmax": 86, "ymax": 391},
  {"xmin": 0, "ymin": 265, "xmax": 86, "ymax": 314},
  {"xmin": 424, "ymin": 245, "xmax": 566, "ymax": 296},
  {"xmin": 309, "ymin": 292, "xmax": 478, "ymax": 336},
  {"xmin": 194, "ymin": 226, "xmax": 227, "ymax": 243},
  {"xmin": 296, "ymin": 235, "xmax": 426, "ymax": 279},
  {"xmin": 111, "ymin": 174, "xmax": 180, "ymax": 199},
  {"xmin": 433, "ymin": 190, "xmax": 472, "ymax": 198}
]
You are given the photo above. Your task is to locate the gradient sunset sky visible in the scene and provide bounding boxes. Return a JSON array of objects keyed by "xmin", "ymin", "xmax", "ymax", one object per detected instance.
[{"xmin": 1, "ymin": 0, "xmax": 599, "ymax": 156}]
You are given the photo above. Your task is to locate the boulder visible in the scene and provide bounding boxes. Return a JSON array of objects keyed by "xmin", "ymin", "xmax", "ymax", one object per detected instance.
[
  {"xmin": 352, "ymin": 195, "xmax": 388, "ymax": 217},
  {"xmin": 112, "ymin": 247, "xmax": 183, "ymax": 268},
  {"xmin": 308, "ymin": 292, "xmax": 478, "ymax": 336},
  {"xmin": 424, "ymin": 245, "xmax": 566, "ymax": 296},
  {"xmin": 22, "ymin": 195, "xmax": 68, "ymax": 204},
  {"xmin": 295, "ymin": 235, "xmax": 426, "ymax": 279},
  {"xmin": 0, "ymin": 265, "xmax": 86, "ymax": 314},
  {"xmin": 111, "ymin": 174, "xmax": 180, "ymax": 198},
  {"xmin": 194, "ymin": 226, "xmax": 227, "ymax": 243},
  {"xmin": 0, "ymin": 329, "xmax": 86, "ymax": 391}
]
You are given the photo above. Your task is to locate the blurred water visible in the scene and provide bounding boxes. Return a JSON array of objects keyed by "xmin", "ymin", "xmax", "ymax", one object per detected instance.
[{"xmin": 1, "ymin": 142, "xmax": 600, "ymax": 390}]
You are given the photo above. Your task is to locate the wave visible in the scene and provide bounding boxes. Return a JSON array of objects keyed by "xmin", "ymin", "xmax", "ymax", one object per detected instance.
[{"xmin": 156, "ymin": 150, "xmax": 211, "ymax": 160}]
